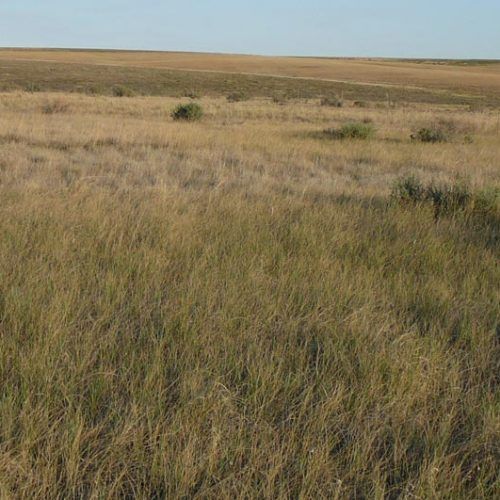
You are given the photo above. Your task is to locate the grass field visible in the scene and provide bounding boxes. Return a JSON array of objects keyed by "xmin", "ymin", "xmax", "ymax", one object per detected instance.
[
  {"xmin": 0, "ymin": 51, "xmax": 499, "ymax": 498},
  {"xmin": 1, "ymin": 49, "xmax": 500, "ymax": 107},
  {"xmin": 2, "ymin": 48, "xmax": 500, "ymax": 95}
]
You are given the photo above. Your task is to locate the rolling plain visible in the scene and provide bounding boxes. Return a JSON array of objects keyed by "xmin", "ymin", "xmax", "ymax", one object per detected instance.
[{"xmin": 0, "ymin": 49, "xmax": 498, "ymax": 498}]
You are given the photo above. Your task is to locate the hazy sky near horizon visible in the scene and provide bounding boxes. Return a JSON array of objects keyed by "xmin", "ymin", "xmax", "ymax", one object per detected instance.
[{"xmin": 0, "ymin": 1, "xmax": 499, "ymax": 59}]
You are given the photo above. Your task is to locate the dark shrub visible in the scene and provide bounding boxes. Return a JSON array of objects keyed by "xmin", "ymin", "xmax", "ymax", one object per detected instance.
[
  {"xmin": 392, "ymin": 176, "xmax": 476, "ymax": 218},
  {"xmin": 472, "ymin": 187, "xmax": 500, "ymax": 216},
  {"xmin": 324, "ymin": 122, "xmax": 375, "ymax": 140},
  {"xmin": 412, "ymin": 127, "xmax": 447, "ymax": 143},
  {"xmin": 426, "ymin": 182, "xmax": 471, "ymax": 217},
  {"xmin": 391, "ymin": 176, "xmax": 426, "ymax": 204},
  {"xmin": 172, "ymin": 103, "xmax": 204, "ymax": 121},
  {"xmin": 25, "ymin": 83, "xmax": 41, "ymax": 93},
  {"xmin": 112, "ymin": 85, "xmax": 135, "ymax": 97}
]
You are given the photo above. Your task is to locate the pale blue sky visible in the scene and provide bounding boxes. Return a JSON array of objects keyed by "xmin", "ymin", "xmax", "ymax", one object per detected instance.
[{"xmin": 0, "ymin": 1, "xmax": 499, "ymax": 59}]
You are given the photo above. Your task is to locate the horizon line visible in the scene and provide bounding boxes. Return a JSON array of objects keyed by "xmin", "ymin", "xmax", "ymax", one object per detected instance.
[{"xmin": 1, "ymin": 46, "xmax": 499, "ymax": 62}]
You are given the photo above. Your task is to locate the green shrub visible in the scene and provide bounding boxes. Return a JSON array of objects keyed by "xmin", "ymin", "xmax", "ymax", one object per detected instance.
[
  {"xmin": 171, "ymin": 102, "xmax": 204, "ymax": 122},
  {"xmin": 426, "ymin": 182, "xmax": 471, "ymax": 216},
  {"xmin": 25, "ymin": 82, "xmax": 41, "ymax": 93},
  {"xmin": 112, "ymin": 85, "xmax": 135, "ymax": 97},
  {"xmin": 392, "ymin": 176, "xmax": 477, "ymax": 217},
  {"xmin": 320, "ymin": 96, "xmax": 343, "ymax": 108},
  {"xmin": 391, "ymin": 176, "xmax": 426, "ymax": 204},
  {"xmin": 324, "ymin": 122, "xmax": 375, "ymax": 140},
  {"xmin": 472, "ymin": 187, "xmax": 500, "ymax": 217},
  {"xmin": 412, "ymin": 127, "xmax": 447, "ymax": 143},
  {"xmin": 227, "ymin": 92, "xmax": 249, "ymax": 103}
]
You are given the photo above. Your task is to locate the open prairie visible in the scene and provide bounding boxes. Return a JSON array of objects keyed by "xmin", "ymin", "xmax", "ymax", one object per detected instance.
[
  {"xmin": 1, "ymin": 49, "xmax": 500, "ymax": 107},
  {"xmin": 2, "ymin": 48, "xmax": 500, "ymax": 96},
  {"xmin": 0, "ymin": 51, "xmax": 499, "ymax": 498}
]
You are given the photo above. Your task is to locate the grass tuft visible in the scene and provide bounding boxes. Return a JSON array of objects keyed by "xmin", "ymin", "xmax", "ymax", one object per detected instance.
[
  {"xmin": 112, "ymin": 85, "xmax": 135, "ymax": 97},
  {"xmin": 392, "ymin": 177, "xmax": 500, "ymax": 220},
  {"xmin": 324, "ymin": 122, "xmax": 375, "ymax": 140}
]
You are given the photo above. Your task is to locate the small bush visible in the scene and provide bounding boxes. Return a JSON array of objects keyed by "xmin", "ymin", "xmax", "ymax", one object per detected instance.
[
  {"xmin": 25, "ymin": 83, "xmax": 41, "ymax": 93},
  {"xmin": 324, "ymin": 122, "xmax": 375, "ymax": 140},
  {"xmin": 426, "ymin": 182, "xmax": 471, "ymax": 216},
  {"xmin": 472, "ymin": 187, "xmax": 500, "ymax": 216},
  {"xmin": 412, "ymin": 127, "xmax": 447, "ymax": 143},
  {"xmin": 391, "ymin": 176, "xmax": 426, "ymax": 204},
  {"xmin": 227, "ymin": 92, "xmax": 249, "ymax": 103},
  {"xmin": 112, "ymin": 85, "xmax": 135, "ymax": 97},
  {"xmin": 320, "ymin": 96, "xmax": 343, "ymax": 108},
  {"xmin": 171, "ymin": 103, "xmax": 204, "ymax": 122},
  {"xmin": 392, "ymin": 176, "xmax": 477, "ymax": 217}
]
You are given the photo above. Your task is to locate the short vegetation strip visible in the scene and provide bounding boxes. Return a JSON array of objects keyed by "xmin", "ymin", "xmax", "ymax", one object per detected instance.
[
  {"xmin": 392, "ymin": 176, "xmax": 500, "ymax": 218},
  {"xmin": 1, "ymin": 58, "xmax": 499, "ymax": 106}
]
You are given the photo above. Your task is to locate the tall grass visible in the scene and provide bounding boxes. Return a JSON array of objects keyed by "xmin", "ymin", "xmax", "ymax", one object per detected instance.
[
  {"xmin": 0, "ymin": 91, "xmax": 498, "ymax": 497},
  {"xmin": 0, "ymin": 190, "xmax": 498, "ymax": 498}
]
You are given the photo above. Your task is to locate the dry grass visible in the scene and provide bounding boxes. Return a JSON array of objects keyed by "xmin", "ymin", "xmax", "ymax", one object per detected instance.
[
  {"xmin": 2, "ymin": 49, "xmax": 500, "ymax": 97},
  {"xmin": 0, "ymin": 89, "xmax": 499, "ymax": 498},
  {"xmin": 1, "ymin": 50, "xmax": 500, "ymax": 108},
  {"xmin": 0, "ymin": 92, "xmax": 499, "ymax": 195}
]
